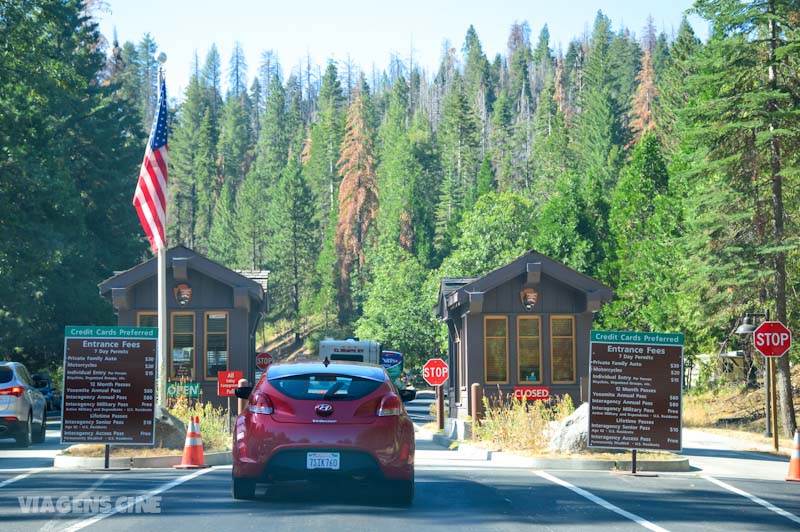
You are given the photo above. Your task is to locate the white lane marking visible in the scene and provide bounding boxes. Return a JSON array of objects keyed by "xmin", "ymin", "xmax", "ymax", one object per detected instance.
[
  {"xmin": 0, "ymin": 468, "xmax": 42, "ymax": 488},
  {"xmin": 535, "ymin": 471, "xmax": 670, "ymax": 532},
  {"xmin": 61, "ymin": 467, "xmax": 216, "ymax": 532},
  {"xmin": 702, "ymin": 474, "xmax": 800, "ymax": 526},
  {"xmin": 38, "ymin": 474, "xmax": 111, "ymax": 532}
]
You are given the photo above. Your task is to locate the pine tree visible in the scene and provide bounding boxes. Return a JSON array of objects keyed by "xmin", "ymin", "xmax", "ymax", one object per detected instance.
[
  {"xmin": 202, "ymin": 44, "xmax": 224, "ymax": 122},
  {"xmin": 167, "ymin": 72, "xmax": 207, "ymax": 247},
  {"xmin": 271, "ymin": 158, "xmax": 319, "ymax": 341},
  {"xmin": 654, "ymin": 17, "xmax": 702, "ymax": 152},
  {"xmin": 0, "ymin": 0, "xmax": 141, "ymax": 364},
  {"xmin": 136, "ymin": 33, "xmax": 159, "ymax": 130},
  {"xmin": 218, "ymin": 95, "xmax": 252, "ymax": 190},
  {"xmin": 306, "ymin": 62, "xmax": 345, "ymax": 223},
  {"xmin": 628, "ymin": 46, "xmax": 658, "ymax": 143},
  {"xmin": 571, "ymin": 11, "xmax": 625, "ymax": 277},
  {"xmin": 228, "ymin": 41, "xmax": 249, "ymax": 100},
  {"xmin": 435, "ymin": 73, "xmax": 480, "ymax": 255},
  {"xmin": 461, "ymin": 25, "xmax": 492, "ymax": 149},
  {"xmin": 531, "ymin": 25, "xmax": 555, "ymax": 107},
  {"xmin": 207, "ymin": 180, "xmax": 237, "ymax": 266},
  {"xmin": 253, "ymin": 74, "xmax": 288, "ymax": 185},
  {"xmin": 335, "ymin": 79, "xmax": 379, "ymax": 323},
  {"xmin": 683, "ymin": 0, "xmax": 800, "ymax": 435}
]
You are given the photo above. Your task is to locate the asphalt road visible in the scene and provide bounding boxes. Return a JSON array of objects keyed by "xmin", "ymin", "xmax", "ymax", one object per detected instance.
[{"xmin": 1, "ymin": 399, "xmax": 799, "ymax": 531}]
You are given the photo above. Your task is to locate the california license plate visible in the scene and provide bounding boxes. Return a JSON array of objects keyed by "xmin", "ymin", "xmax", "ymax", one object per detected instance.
[{"xmin": 306, "ymin": 452, "xmax": 340, "ymax": 470}]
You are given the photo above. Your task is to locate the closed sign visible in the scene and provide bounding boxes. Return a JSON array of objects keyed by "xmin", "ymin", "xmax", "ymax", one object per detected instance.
[{"xmin": 513, "ymin": 386, "xmax": 550, "ymax": 401}]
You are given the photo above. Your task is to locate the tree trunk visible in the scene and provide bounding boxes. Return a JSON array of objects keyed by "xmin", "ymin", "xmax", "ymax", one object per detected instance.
[{"xmin": 767, "ymin": 4, "xmax": 797, "ymax": 437}]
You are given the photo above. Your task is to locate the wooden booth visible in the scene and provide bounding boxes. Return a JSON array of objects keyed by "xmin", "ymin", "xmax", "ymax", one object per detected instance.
[
  {"xmin": 99, "ymin": 246, "xmax": 268, "ymax": 406},
  {"xmin": 435, "ymin": 250, "xmax": 612, "ymax": 421}
]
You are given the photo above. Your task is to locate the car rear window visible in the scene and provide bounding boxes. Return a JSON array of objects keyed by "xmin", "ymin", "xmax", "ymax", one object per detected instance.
[
  {"xmin": 0, "ymin": 367, "xmax": 13, "ymax": 384},
  {"xmin": 270, "ymin": 374, "xmax": 382, "ymax": 401}
]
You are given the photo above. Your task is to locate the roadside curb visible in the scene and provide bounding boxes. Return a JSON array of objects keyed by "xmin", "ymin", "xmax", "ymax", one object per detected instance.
[
  {"xmin": 427, "ymin": 432, "xmax": 691, "ymax": 472},
  {"xmin": 53, "ymin": 451, "xmax": 232, "ymax": 469}
]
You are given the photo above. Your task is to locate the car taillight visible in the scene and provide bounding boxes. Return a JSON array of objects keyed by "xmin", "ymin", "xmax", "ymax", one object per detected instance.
[
  {"xmin": 377, "ymin": 393, "xmax": 402, "ymax": 417},
  {"xmin": 248, "ymin": 392, "xmax": 274, "ymax": 415},
  {"xmin": 0, "ymin": 386, "xmax": 23, "ymax": 397}
]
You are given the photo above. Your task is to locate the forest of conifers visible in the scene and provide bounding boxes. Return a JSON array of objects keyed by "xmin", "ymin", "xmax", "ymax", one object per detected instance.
[{"xmin": 2, "ymin": 0, "xmax": 800, "ymax": 425}]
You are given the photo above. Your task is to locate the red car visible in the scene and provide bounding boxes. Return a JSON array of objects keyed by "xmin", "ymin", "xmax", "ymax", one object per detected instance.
[{"xmin": 232, "ymin": 360, "xmax": 416, "ymax": 505}]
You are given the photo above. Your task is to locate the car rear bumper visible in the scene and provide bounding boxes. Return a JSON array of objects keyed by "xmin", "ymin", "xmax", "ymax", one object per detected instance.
[
  {"xmin": 233, "ymin": 415, "xmax": 414, "ymax": 482},
  {"xmin": 0, "ymin": 417, "xmax": 22, "ymax": 438}
]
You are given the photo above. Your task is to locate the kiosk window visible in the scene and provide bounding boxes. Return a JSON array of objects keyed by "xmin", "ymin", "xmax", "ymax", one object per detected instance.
[
  {"xmin": 484, "ymin": 316, "xmax": 508, "ymax": 383},
  {"xmin": 205, "ymin": 312, "xmax": 229, "ymax": 379},
  {"xmin": 137, "ymin": 312, "xmax": 157, "ymax": 328},
  {"xmin": 551, "ymin": 316, "xmax": 576, "ymax": 383},
  {"xmin": 518, "ymin": 316, "xmax": 542, "ymax": 383},
  {"xmin": 171, "ymin": 312, "xmax": 195, "ymax": 379}
]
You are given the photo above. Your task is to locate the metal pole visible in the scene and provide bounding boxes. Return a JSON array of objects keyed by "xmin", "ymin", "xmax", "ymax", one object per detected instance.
[
  {"xmin": 632, "ymin": 449, "xmax": 637, "ymax": 474},
  {"xmin": 104, "ymin": 444, "xmax": 110, "ymax": 469},
  {"xmin": 770, "ymin": 357, "xmax": 779, "ymax": 451},
  {"xmin": 765, "ymin": 355, "xmax": 772, "ymax": 438},
  {"xmin": 157, "ymin": 243, "xmax": 167, "ymax": 406},
  {"xmin": 436, "ymin": 386, "xmax": 444, "ymax": 431},
  {"xmin": 156, "ymin": 63, "xmax": 168, "ymax": 408},
  {"xmin": 765, "ymin": 309, "xmax": 771, "ymax": 439}
]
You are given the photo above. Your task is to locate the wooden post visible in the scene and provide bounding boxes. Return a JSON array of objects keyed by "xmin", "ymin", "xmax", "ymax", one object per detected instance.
[
  {"xmin": 237, "ymin": 378, "xmax": 249, "ymax": 416},
  {"xmin": 436, "ymin": 386, "xmax": 444, "ymax": 431},
  {"xmin": 471, "ymin": 383, "xmax": 483, "ymax": 425}
]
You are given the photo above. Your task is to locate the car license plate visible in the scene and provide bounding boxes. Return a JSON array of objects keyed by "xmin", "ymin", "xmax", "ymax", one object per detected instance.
[{"xmin": 306, "ymin": 452, "xmax": 340, "ymax": 470}]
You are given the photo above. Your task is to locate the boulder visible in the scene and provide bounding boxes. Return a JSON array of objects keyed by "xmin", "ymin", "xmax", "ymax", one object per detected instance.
[
  {"xmin": 154, "ymin": 406, "xmax": 187, "ymax": 449},
  {"xmin": 550, "ymin": 402, "xmax": 589, "ymax": 453}
]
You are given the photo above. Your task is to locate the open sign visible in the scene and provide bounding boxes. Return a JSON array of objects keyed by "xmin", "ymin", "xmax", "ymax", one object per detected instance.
[{"xmin": 513, "ymin": 386, "xmax": 550, "ymax": 401}]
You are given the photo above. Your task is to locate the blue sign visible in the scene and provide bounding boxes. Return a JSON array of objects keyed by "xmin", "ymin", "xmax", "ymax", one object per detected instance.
[{"xmin": 381, "ymin": 351, "xmax": 403, "ymax": 368}]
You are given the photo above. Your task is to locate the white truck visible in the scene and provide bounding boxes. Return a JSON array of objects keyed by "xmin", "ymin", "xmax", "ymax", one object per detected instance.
[{"xmin": 318, "ymin": 338, "xmax": 416, "ymax": 401}]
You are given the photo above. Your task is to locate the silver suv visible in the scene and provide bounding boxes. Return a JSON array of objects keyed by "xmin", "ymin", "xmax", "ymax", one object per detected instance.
[{"xmin": 0, "ymin": 362, "xmax": 47, "ymax": 446}]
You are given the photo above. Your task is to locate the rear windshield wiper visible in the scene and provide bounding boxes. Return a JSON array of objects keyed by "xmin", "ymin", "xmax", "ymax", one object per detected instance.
[{"xmin": 323, "ymin": 380, "xmax": 346, "ymax": 399}]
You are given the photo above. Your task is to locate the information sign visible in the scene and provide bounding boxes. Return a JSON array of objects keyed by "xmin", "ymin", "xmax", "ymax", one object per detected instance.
[
  {"xmin": 588, "ymin": 330, "xmax": 684, "ymax": 451},
  {"xmin": 61, "ymin": 326, "xmax": 157, "ymax": 445}
]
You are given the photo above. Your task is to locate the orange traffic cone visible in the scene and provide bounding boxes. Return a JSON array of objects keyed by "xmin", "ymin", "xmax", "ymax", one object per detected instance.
[
  {"xmin": 786, "ymin": 430, "xmax": 800, "ymax": 481},
  {"xmin": 174, "ymin": 416, "xmax": 209, "ymax": 469}
]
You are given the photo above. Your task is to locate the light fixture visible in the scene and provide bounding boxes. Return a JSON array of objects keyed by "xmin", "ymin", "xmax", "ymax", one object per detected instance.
[{"xmin": 735, "ymin": 316, "xmax": 757, "ymax": 335}]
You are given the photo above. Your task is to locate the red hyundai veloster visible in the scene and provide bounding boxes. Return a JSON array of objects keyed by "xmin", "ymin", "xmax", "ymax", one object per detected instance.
[{"xmin": 232, "ymin": 360, "xmax": 416, "ymax": 504}]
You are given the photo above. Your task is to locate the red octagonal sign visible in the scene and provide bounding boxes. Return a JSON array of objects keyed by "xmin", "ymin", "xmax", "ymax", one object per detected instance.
[
  {"xmin": 256, "ymin": 351, "xmax": 273, "ymax": 370},
  {"xmin": 753, "ymin": 321, "xmax": 792, "ymax": 357},
  {"xmin": 422, "ymin": 358, "xmax": 449, "ymax": 387}
]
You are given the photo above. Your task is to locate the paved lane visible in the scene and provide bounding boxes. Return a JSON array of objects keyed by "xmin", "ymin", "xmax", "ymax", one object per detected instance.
[
  {"xmin": 3, "ymin": 463, "xmax": 800, "ymax": 531},
  {"xmin": 0, "ymin": 413, "xmax": 68, "ymax": 470}
]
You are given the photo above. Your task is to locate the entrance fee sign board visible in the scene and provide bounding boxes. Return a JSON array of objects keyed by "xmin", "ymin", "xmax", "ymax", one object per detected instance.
[
  {"xmin": 61, "ymin": 326, "xmax": 157, "ymax": 445},
  {"xmin": 588, "ymin": 330, "xmax": 684, "ymax": 452}
]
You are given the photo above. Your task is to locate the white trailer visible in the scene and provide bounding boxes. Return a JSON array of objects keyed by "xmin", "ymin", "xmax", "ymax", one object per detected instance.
[{"xmin": 318, "ymin": 338, "xmax": 381, "ymax": 364}]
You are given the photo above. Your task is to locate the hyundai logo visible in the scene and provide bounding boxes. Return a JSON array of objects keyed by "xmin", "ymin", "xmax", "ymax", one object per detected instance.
[{"xmin": 315, "ymin": 403, "xmax": 334, "ymax": 417}]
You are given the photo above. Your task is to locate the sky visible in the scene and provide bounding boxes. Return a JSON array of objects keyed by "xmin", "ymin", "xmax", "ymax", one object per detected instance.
[{"xmin": 95, "ymin": 0, "xmax": 709, "ymax": 98}]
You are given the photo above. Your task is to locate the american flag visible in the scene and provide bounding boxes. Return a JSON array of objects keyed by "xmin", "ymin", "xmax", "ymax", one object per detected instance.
[{"xmin": 133, "ymin": 78, "xmax": 168, "ymax": 253}]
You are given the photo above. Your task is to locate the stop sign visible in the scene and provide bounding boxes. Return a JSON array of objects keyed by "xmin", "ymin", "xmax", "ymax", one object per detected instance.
[
  {"xmin": 256, "ymin": 351, "xmax": 273, "ymax": 370},
  {"xmin": 753, "ymin": 321, "xmax": 792, "ymax": 357},
  {"xmin": 422, "ymin": 358, "xmax": 449, "ymax": 386}
]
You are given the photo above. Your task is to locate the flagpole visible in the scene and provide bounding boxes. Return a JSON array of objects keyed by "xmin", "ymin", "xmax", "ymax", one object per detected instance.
[{"xmin": 156, "ymin": 55, "xmax": 168, "ymax": 408}]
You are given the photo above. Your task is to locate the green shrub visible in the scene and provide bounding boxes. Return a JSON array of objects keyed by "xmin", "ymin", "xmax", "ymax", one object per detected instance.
[{"xmin": 168, "ymin": 394, "xmax": 232, "ymax": 452}]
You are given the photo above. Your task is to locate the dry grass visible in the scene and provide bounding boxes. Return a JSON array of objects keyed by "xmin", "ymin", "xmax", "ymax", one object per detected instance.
[
  {"xmin": 63, "ymin": 445, "xmax": 189, "ymax": 457},
  {"xmin": 473, "ymin": 392, "xmax": 574, "ymax": 453},
  {"xmin": 685, "ymin": 363, "xmax": 800, "ymax": 432}
]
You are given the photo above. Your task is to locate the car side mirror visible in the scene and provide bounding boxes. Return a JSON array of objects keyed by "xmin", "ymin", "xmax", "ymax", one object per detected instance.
[
  {"xmin": 234, "ymin": 386, "xmax": 253, "ymax": 399},
  {"xmin": 399, "ymin": 389, "xmax": 417, "ymax": 403}
]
